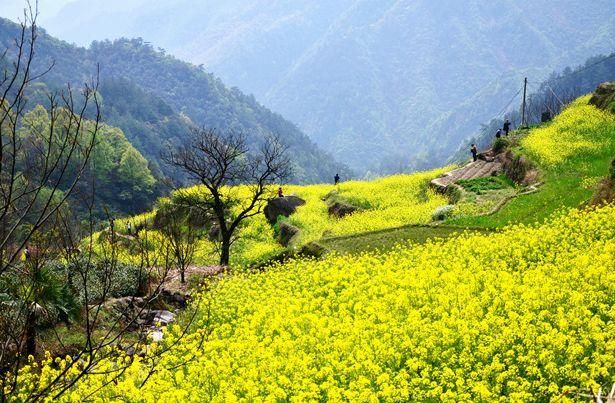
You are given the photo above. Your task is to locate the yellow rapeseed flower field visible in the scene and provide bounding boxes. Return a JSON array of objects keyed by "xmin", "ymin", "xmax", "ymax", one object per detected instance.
[
  {"xmin": 15, "ymin": 205, "xmax": 615, "ymax": 401},
  {"xmin": 521, "ymin": 95, "xmax": 614, "ymax": 167}
]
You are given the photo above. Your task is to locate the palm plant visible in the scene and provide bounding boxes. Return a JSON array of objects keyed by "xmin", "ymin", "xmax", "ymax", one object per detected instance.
[{"xmin": 1, "ymin": 261, "xmax": 80, "ymax": 357}]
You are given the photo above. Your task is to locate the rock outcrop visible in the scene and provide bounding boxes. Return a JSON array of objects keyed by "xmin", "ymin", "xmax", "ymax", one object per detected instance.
[
  {"xmin": 278, "ymin": 222, "xmax": 300, "ymax": 246},
  {"xmin": 589, "ymin": 82, "xmax": 615, "ymax": 112},
  {"xmin": 328, "ymin": 201, "xmax": 361, "ymax": 218},
  {"xmin": 264, "ymin": 196, "xmax": 306, "ymax": 223},
  {"xmin": 501, "ymin": 151, "xmax": 539, "ymax": 185}
]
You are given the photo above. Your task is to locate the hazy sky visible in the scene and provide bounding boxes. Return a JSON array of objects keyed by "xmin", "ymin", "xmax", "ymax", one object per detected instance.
[{"xmin": 0, "ymin": 0, "xmax": 74, "ymax": 23}]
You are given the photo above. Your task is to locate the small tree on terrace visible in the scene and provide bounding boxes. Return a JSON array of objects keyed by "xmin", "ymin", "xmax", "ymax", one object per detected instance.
[
  {"xmin": 164, "ymin": 128, "xmax": 290, "ymax": 266},
  {"xmin": 166, "ymin": 212, "xmax": 197, "ymax": 284}
]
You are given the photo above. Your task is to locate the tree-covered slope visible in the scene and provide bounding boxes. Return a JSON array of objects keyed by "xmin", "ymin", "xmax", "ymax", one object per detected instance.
[
  {"xmin": 38, "ymin": 0, "xmax": 615, "ymax": 173},
  {"xmin": 0, "ymin": 17, "xmax": 346, "ymax": 184}
]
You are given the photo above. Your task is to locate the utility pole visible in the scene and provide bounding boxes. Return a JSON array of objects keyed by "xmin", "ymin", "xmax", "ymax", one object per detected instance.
[{"xmin": 521, "ymin": 77, "xmax": 528, "ymax": 128}]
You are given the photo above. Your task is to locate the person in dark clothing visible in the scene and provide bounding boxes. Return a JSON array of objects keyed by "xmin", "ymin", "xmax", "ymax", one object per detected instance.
[
  {"xmin": 495, "ymin": 129, "xmax": 502, "ymax": 138},
  {"xmin": 24, "ymin": 245, "xmax": 31, "ymax": 261},
  {"xmin": 503, "ymin": 119, "xmax": 511, "ymax": 135},
  {"xmin": 277, "ymin": 187, "xmax": 284, "ymax": 198},
  {"xmin": 334, "ymin": 173, "xmax": 340, "ymax": 185},
  {"xmin": 471, "ymin": 144, "xmax": 478, "ymax": 162}
]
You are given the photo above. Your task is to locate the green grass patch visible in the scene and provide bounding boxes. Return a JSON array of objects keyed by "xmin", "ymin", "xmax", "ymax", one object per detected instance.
[
  {"xmin": 456, "ymin": 175, "xmax": 515, "ymax": 193},
  {"xmin": 318, "ymin": 224, "xmax": 493, "ymax": 254}
]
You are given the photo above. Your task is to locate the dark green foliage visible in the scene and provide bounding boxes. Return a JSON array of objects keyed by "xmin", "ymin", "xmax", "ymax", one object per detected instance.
[
  {"xmin": 492, "ymin": 137, "xmax": 510, "ymax": 154},
  {"xmin": 1, "ymin": 264, "xmax": 80, "ymax": 327},
  {"xmin": 457, "ymin": 175, "xmax": 515, "ymax": 194},
  {"xmin": 15, "ymin": 106, "xmax": 157, "ymax": 217},
  {"xmin": 445, "ymin": 185, "xmax": 462, "ymax": 204},
  {"xmin": 0, "ymin": 263, "xmax": 81, "ymax": 356},
  {"xmin": 49, "ymin": 258, "xmax": 146, "ymax": 304}
]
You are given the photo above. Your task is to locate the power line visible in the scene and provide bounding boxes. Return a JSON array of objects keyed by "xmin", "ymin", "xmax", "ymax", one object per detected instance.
[
  {"xmin": 495, "ymin": 87, "xmax": 522, "ymax": 119},
  {"xmin": 544, "ymin": 83, "xmax": 565, "ymax": 107},
  {"xmin": 545, "ymin": 53, "xmax": 615, "ymax": 83}
]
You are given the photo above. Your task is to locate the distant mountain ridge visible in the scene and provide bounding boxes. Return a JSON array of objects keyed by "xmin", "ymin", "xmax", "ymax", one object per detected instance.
[
  {"xmin": 0, "ymin": 17, "xmax": 347, "ymax": 185},
  {"xmin": 40, "ymin": 0, "xmax": 615, "ymax": 174}
]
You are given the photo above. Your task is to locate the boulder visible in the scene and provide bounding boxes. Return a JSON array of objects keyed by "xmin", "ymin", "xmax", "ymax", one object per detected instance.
[
  {"xmin": 501, "ymin": 150, "xmax": 538, "ymax": 185},
  {"xmin": 328, "ymin": 201, "xmax": 360, "ymax": 218},
  {"xmin": 146, "ymin": 310, "xmax": 175, "ymax": 326},
  {"xmin": 589, "ymin": 82, "xmax": 615, "ymax": 112},
  {"xmin": 299, "ymin": 242, "xmax": 328, "ymax": 258},
  {"xmin": 102, "ymin": 296, "xmax": 145, "ymax": 315},
  {"xmin": 264, "ymin": 196, "xmax": 306, "ymax": 223},
  {"xmin": 278, "ymin": 222, "xmax": 300, "ymax": 246},
  {"xmin": 477, "ymin": 149, "xmax": 496, "ymax": 161},
  {"xmin": 160, "ymin": 289, "xmax": 191, "ymax": 308}
]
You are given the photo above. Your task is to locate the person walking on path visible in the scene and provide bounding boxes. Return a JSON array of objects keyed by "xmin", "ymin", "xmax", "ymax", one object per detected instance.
[
  {"xmin": 334, "ymin": 173, "xmax": 340, "ymax": 185},
  {"xmin": 277, "ymin": 187, "xmax": 284, "ymax": 198},
  {"xmin": 471, "ymin": 144, "xmax": 478, "ymax": 162},
  {"xmin": 127, "ymin": 221, "xmax": 132, "ymax": 235},
  {"xmin": 503, "ymin": 119, "xmax": 511, "ymax": 135}
]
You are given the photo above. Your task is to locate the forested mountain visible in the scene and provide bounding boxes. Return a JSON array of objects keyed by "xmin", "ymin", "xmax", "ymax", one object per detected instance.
[
  {"xmin": 37, "ymin": 0, "xmax": 615, "ymax": 173},
  {"xmin": 19, "ymin": 107, "xmax": 158, "ymax": 216},
  {"xmin": 0, "ymin": 17, "xmax": 345, "ymax": 185}
]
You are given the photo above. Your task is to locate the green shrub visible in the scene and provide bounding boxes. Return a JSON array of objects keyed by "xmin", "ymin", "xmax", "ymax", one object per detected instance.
[
  {"xmin": 493, "ymin": 137, "xmax": 510, "ymax": 154},
  {"xmin": 49, "ymin": 258, "xmax": 147, "ymax": 303},
  {"xmin": 432, "ymin": 205, "xmax": 454, "ymax": 221},
  {"xmin": 445, "ymin": 185, "xmax": 462, "ymax": 204}
]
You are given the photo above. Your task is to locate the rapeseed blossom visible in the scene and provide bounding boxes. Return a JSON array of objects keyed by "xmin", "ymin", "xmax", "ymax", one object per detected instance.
[{"xmin": 15, "ymin": 205, "xmax": 615, "ymax": 401}]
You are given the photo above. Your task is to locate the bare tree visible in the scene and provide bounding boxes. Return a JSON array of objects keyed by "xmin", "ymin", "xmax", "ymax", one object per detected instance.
[
  {"xmin": 166, "ymin": 213, "xmax": 196, "ymax": 283},
  {"xmin": 164, "ymin": 128, "xmax": 290, "ymax": 266},
  {"xmin": 0, "ymin": 6, "xmax": 207, "ymax": 400},
  {"xmin": 0, "ymin": 11, "xmax": 99, "ymax": 277}
]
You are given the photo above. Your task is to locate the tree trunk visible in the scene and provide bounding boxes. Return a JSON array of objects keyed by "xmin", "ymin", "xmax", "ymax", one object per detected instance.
[
  {"xmin": 220, "ymin": 236, "xmax": 231, "ymax": 266},
  {"xmin": 180, "ymin": 267, "xmax": 185, "ymax": 284},
  {"xmin": 25, "ymin": 310, "xmax": 37, "ymax": 357}
]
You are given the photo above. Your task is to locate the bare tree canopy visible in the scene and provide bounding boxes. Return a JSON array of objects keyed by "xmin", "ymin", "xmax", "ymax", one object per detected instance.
[
  {"xmin": 0, "ymin": 6, "xmax": 203, "ymax": 400},
  {"xmin": 164, "ymin": 128, "xmax": 291, "ymax": 265}
]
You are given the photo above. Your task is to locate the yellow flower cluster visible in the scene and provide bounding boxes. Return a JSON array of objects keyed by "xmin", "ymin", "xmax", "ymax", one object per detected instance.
[
  {"xmin": 521, "ymin": 96, "xmax": 614, "ymax": 167},
  {"xmin": 285, "ymin": 171, "xmax": 449, "ymax": 243},
  {"xmin": 101, "ymin": 169, "xmax": 449, "ymax": 267},
  {"xmin": 17, "ymin": 205, "xmax": 615, "ymax": 401}
]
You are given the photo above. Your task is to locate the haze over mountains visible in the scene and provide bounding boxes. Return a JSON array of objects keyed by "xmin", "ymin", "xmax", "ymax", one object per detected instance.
[
  {"xmin": 1, "ymin": 0, "xmax": 614, "ymax": 174},
  {"xmin": 24, "ymin": 0, "xmax": 614, "ymax": 173}
]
